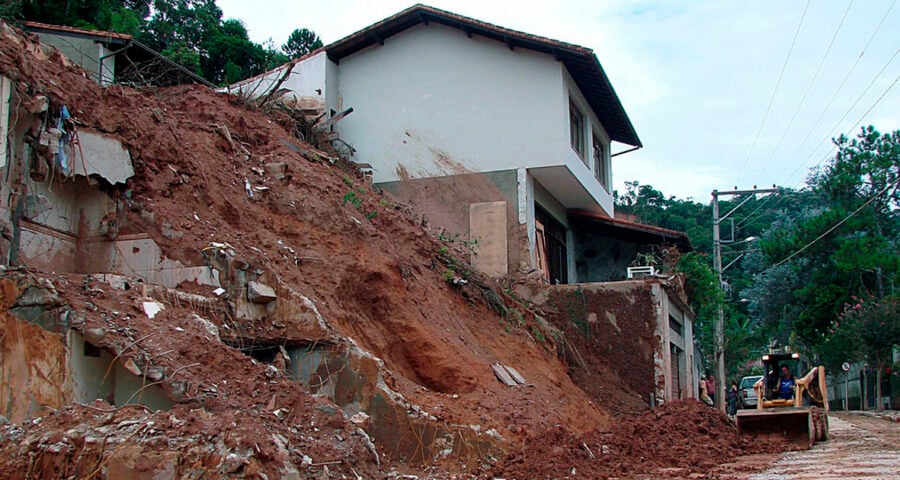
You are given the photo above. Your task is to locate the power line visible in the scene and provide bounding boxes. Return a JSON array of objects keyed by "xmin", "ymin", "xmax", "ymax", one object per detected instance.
[
  {"xmin": 754, "ymin": 0, "xmax": 855, "ymax": 185},
  {"xmin": 783, "ymin": 69, "xmax": 900, "ymax": 186},
  {"xmin": 774, "ymin": 0, "xmax": 897, "ymax": 185},
  {"xmin": 736, "ymin": 0, "xmax": 811, "ymax": 185},
  {"xmin": 774, "ymin": 177, "xmax": 900, "ymax": 267},
  {"xmin": 736, "ymin": 193, "xmax": 778, "ymax": 228}
]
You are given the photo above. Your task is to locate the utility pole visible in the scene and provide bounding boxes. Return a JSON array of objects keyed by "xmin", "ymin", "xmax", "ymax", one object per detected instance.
[{"xmin": 711, "ymin": 186, "xmax": 779, "ymax": 412}]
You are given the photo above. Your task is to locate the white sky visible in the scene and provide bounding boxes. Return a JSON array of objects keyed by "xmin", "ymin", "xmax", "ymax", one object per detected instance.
[{"xmin": 218, "ymin": 0, "xmax": 900, "ymax": 201}]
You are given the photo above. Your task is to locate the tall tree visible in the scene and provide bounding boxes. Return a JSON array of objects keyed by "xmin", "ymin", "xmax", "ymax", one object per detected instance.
[
  {"xmin": 11, "ymin": 0, "xmax": 310, "ymax": 84},
  {"xmin": 282, "ymin": 27, "xmax": 322, "ymax": 58}
]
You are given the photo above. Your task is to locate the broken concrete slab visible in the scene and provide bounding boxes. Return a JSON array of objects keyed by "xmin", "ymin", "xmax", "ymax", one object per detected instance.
[
  {"xmin": 503, "ymin": 365, "xmax": 527, "ymax": 385},
  {"xmin": 77, "ymin": 131, "xmax": 135, "ymax": 184},
  {"xmin": 192, "ymin": 313, "xmax": 220, "ymax": 341},
  {"xmin": 121, "ymin": 358, "xmax": 142, "ymax": 377},
  {"xmin": 491, "ymin": 363, "xmax": 517, "ymax": 386},
  {"xmin": 142, "ymin": 300, "xmax": 164, "ymax": 319},
  {"xmin": 265, "ymin": 161, "xmax": 287, "ymax": 180},
  {"xmin": 247, "ymin": 281, "xmax": 277, "ymax": 304}
]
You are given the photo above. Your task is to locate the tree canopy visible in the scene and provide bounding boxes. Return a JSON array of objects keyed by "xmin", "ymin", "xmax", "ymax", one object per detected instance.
[
  {"xmin": 616, "ymin": 126, "xmax": 900, "ymax": 382},
  {"xmin": 7, "ymin": 0, "xmax": 323, "ymax": 85},
  {"xmin": 282, "ymin": 28, "xmax": 323, "ymax": 58}
]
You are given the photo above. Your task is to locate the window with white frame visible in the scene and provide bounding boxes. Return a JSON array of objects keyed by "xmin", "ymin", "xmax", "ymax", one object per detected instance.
[
  {"xmin": 569, "ymin": 99, "xmax": 586, "ymax": 161},
  {"xmin": 592, "ymin": 133, "xmax": 608, "ymax": 189}
]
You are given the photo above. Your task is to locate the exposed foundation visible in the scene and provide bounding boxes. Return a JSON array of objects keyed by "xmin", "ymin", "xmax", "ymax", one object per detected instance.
[{"xmin": 0, "ymin": 278, "xmax": 172, "ymax": 424}]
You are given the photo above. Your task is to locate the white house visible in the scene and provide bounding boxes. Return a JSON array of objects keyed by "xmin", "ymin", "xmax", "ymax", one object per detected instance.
[{"xmin": 232, "ymin": 4, "xmax": 688, "ymax": 283}]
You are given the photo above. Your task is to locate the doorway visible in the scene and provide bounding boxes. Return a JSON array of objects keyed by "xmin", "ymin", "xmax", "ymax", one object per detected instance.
[{"xmin": 535, "ymin": 205, "xmax": 568, "ymax": 284}]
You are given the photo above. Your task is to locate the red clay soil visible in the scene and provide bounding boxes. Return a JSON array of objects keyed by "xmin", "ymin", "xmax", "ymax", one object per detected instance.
[
  {"xmin": 0, "ymin": 20, "xmax": 611, "ymax": 476},
  {"xmin": 0, "ymin": 21, "xmax": 794, "ymax": 480},
  {"xmin": 493, "ymin": 400, "xmax": 788, "ymax": 479},
  {"xmin": 0, "ymin": 273, "xmax": 378, "ymax": 479}
]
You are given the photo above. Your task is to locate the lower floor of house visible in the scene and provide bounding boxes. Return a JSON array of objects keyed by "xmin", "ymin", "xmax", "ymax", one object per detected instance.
[{"xmin": 378, "ymin": 168, "xmax": 690, "ymax": 284}]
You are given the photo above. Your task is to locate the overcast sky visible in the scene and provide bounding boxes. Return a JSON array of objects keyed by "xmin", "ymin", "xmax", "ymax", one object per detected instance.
[{"xmin": 217, "ymin": 0, "xmax": 899, "ymax": 201}]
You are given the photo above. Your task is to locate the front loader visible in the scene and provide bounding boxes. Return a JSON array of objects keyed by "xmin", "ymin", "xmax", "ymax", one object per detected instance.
[{"xmin": 735, "ymin": 352, "xmax": 829, "ymax": 449}]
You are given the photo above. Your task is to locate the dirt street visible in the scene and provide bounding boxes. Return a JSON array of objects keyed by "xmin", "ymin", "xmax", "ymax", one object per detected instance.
[{"xmin": 719, "ymin": 412, "xmax": 900, "ymax": 480}]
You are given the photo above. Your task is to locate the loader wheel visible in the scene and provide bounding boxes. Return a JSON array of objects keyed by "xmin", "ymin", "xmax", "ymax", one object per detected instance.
[
  {"xmin": 818, "ymin": 410, "xmax": 829, "ymax": 441},
  {"xmin": 810, "ymin": 408, "xmax": 820, "ymax": 444},
  {"xmin": 811, "ymin": 407, "xmax": 821, "ymax": 442}
]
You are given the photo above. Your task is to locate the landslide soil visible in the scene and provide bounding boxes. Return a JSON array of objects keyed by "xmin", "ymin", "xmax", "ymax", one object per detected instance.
[
  {"xmin": 1, "ymin": 22, "xmax": 800, "ymax": 480},
  {"xmin": 0, "ymin": 21, "xmax": 610, "ymax": 473},
  {"xmin": 494, "ymin": 400, "xmax": 788, "ymax": 479}
]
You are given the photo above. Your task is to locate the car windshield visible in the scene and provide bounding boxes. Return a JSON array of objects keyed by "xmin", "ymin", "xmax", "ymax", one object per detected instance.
[{"xmin": 740, "ymin": 376, "xmax": 762, "ymax": 389}]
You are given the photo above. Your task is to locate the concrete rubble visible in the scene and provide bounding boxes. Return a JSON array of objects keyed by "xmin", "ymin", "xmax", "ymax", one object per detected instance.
[{"xmin": 0, "ymin": 19, "xmax": 779, "ymax": 480}]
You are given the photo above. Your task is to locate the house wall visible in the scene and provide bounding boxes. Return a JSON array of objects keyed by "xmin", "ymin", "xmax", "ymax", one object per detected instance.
[
  {"xmin": 542, "ymin": 279, "xmax": 695, "ymax": 407},
  {"xmin": 544, "ymin": 281, "xmax": 659, "ymax": 402},
  {"xmin": 378, "ymin": 169, "xmax": 531, "ymax": 274},
  {"xmin": 68, "ymin": 330, "xmax": 115, "ymax": 403},
  {"xmin": 336, "ymin": 22, "xmax": 568, "ymax": 183},
  {"xmin": 229, "ymin": 51, "xmax": 336, "ymax": 115},
  {"xmin": 573, "ymin": 231, "xmax": 639, "ymax": 282},
  {"xmin": 563, "ymin": 68, "xmax": 613, "ymax": 214},
  {"xmin": 33, "ymin": 33, "xmax": 104, "ymax": 84},
  {"xmin": 79, "ymin": 236, "xmax": 219, "ymax": 288},
  {"xmin": 325, "ymin": 56, "xmax": 340, "ymax": 114},
  {"xmin": 2, "ymin": 92, "xmax": 217, "ymax": 288},
  {"xmin": 533, "ymin": 180, "xmax": 578, "ymax": 282},
  {"xmin": 113, "ymin": 361, "xmax": 172, "ymax": 410},
  {"xmin": 1, "ymin": 75, "xmax": 10, "ymax": 169},
  {"xmin": 0, "ymin": 291, "xmax": 71, "ymax": 423},
  {"xmin": 654, "ymin": 287, "xmax": 695, "ymax": 403}
]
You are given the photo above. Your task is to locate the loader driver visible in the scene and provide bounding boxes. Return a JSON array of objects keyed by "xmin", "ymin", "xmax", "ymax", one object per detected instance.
[{"xmin": 778, "ymin": 365, "xmax": 796, "ymax": 400}]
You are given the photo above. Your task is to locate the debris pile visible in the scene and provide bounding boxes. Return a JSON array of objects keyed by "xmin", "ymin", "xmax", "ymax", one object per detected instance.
[
  {"xmin": 0, "ymin": 20, "xmax": 604, "ymax": 478},
  {"xmin": 0, "ymin": 19, "xmax": 793, "ymax": 480},
  {"xmin": 493, "ymin": 400, "xmax": 786, "ymax": 479}
]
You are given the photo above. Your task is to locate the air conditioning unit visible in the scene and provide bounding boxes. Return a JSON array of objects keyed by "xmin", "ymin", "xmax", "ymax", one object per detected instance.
[{"xmin": 627, "ymin": 266, "xmax": 656, "ymax": 279}]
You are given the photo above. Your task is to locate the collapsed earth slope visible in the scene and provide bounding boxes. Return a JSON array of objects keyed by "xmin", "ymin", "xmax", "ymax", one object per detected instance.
[
  {"xmin": 0, "ymin": 20, "xmax": 608, "ymax": 478},
  {"xmin": 0, "ymin": 21, "xmax": 784, "ymax": 480}
]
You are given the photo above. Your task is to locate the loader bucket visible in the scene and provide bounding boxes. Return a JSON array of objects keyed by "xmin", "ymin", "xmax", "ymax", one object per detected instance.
[{"xmin": 735, "ymin": 407, "xmax": 815, "ymax": 450}]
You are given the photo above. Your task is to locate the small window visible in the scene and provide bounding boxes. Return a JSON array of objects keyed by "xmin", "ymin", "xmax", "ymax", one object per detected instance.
[
  {"xmin": 593, "ymin": 134, "xmax": 608, "ymax": 189},
  {"xmin": 669, "ymin": 314, "xmax": 683, "ymax": 336},
  {"xmin": 569, "ymin": 100, "xmax": 586, "ymax": 160}
]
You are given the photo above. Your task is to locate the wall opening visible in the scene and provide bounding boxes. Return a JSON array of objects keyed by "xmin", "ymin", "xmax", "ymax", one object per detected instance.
[
  {"xmin": 535, "ymin": 205, "xmax": 568, "ymax": 284},
  {"xmin": 69, "ymin": 331, "xmax": 172, "ymax": 410}
]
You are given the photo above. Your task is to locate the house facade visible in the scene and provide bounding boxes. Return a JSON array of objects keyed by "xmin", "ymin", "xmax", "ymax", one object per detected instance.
[
  {"xmin": 24, "ymin": 22, "xmax": 212, "ymax": 87},
  {"xmin": 232, "ymin": 4, "xmax": 688, "ymax": 283}
]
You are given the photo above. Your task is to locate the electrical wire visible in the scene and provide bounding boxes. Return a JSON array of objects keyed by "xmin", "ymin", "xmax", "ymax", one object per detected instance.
[
  {"xmin": 774, "ymin": 0, "xmax": 898, "ymax": 185},
  {"xmin": 782, "ymin": 70, "xmax": 900, "ymax": 186},
  {"xmin": 753, "ymin": 0, "xmax": 855, "ymax": 185},
  {"xmin": 773, "ymin": 177, "xmax": 900, "ymax": 267},
  {"xmin": 795, "ymin": 48, "xmax": 898, "ymax": 175},
  {"xmin": 736, "ymin": 193, "xmax": 777, "ymax": 228},
  {"xmin": 735, "ymin": 0, "xmax": 811, "ymax": 185}
]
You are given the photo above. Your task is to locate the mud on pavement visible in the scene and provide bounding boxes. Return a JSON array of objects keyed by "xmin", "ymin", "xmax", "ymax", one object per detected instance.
[{"xmin": 718, "ymin": 412, "xmax": 900, "ymax": 480}]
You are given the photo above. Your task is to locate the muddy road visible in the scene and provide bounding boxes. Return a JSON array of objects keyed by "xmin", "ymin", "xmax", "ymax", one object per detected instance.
[{"xmin": 718, "ymin": 412, "xmax": 900, "ymax": 479}]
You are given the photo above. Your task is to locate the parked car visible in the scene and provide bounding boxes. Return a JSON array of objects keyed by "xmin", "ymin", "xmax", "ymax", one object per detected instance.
[{"xmin": 739, "ymin": 375, "xmax": 763, "ymax": 409}]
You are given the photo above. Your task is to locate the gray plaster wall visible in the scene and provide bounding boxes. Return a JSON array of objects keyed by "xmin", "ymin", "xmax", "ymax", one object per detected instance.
[
  {"xmin": 69, "ymin": 331, "xmax": 115, "ymax": 403},
  {"xmin": 33, "ymin": 33, "xmax": 106, "ymax": 83},
  {"xmin": 69, "ymin": 331, "xmax": 172, "ymax": 410},
  {"xmin": 573, "ymin": 231, "xmax": 639, "ymax": 283},
  {"xmin": 379, "ymin": 169, "xmax": 530, "ymax": 274}
]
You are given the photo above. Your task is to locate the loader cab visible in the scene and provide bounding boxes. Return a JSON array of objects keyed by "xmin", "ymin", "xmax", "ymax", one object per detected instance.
[{"xmin": 760, "ymin": 352, "xmax": 808, "ymax": 401}]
